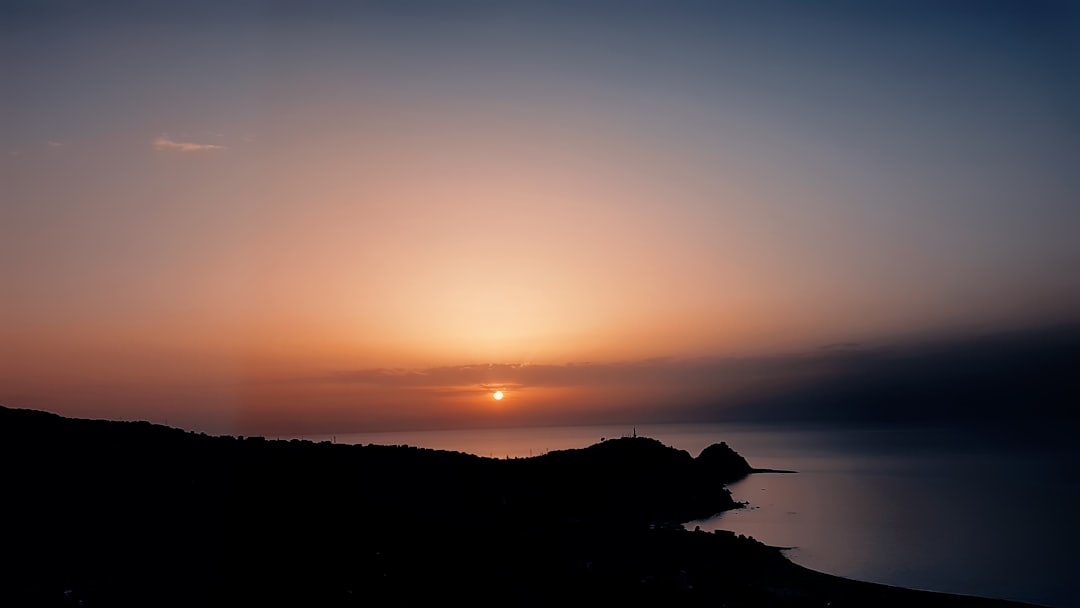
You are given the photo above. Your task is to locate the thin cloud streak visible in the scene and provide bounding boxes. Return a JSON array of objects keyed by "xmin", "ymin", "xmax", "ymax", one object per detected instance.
[
  {"xmin": 327, "ymin": 324, "xmax": 1080, "ymax": 427},
  {"xmin": 152, "ymin": 134, "xmax": 226, "ymax": 152},
  {"xmin": 328, "ymin": 353, "xmax": 846, "ymax": 393}
]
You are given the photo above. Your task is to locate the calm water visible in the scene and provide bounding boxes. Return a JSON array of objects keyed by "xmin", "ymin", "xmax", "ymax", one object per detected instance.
[{"xmin": 303, "ymin": 423, "xmax": 1078, "ymax": 608}]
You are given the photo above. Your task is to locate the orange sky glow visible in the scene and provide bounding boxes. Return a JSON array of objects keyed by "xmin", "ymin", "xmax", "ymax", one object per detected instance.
[{"xmin": 3, "ymin": 3, "xmax": 1078, "ymax": 434}]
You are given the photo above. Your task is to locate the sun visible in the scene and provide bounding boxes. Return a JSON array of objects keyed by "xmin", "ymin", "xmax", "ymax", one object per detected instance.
[{"xmin": 492, "ymin": 390, "xmax": 504, "ymax": 401}]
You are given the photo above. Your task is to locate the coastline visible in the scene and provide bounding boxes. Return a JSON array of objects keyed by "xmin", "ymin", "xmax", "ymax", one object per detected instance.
[
  {"xmin": 0, "ymin": 406, "xmax": 1049, "ymax": 607},
  {"xmin": 693, "ymin": 448, "xmax": 1072, "ymax": 608}
]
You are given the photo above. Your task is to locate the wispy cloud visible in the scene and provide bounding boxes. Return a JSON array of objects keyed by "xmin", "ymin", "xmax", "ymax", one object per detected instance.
[
  {"xmin": 327, "ymin": 354, "xmax": 840, "ymax": 393},
  {"xmin": 153, "ymin": 134, "xmax": 226, "ymax": 152},
  {"xmin": 322, "ymin": 323, "xmax": 1080, "ymax": 426}
]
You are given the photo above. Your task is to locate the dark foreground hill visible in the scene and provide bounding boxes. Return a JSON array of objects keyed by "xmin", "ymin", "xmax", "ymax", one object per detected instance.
[{"xmin": 0, "ymin": 406, "xmax": 1042, "ymax": 607}]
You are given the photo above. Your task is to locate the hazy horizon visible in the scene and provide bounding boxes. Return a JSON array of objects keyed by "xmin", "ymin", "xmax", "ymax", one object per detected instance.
[{"xmin": 3, "ymin": 1, "xmax": 1078, "ymax": 435}]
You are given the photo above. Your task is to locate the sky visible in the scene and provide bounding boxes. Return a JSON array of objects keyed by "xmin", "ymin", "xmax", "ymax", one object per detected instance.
[{"xmin": 2, "ymin": 1, "xmax": 1078, "ymax": 434}]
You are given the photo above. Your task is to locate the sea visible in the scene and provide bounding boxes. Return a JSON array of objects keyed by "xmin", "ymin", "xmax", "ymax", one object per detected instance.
[{"xmin": 295, "ymin": 422, "xmax": 1079, "ymax": 608}]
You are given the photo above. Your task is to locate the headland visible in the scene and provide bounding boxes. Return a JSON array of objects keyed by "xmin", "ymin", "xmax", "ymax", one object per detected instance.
[{"xmin": 0, "ymin": 405, "xmax": 1044, "ymax": 607}]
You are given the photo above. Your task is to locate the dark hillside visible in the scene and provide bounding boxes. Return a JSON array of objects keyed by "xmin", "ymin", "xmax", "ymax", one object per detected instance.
[{"xmin": 0, "ymin": 406, "xmax": 1041, "ymax": 607}]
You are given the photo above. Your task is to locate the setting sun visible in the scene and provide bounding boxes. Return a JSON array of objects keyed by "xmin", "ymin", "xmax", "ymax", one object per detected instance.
[{"xmin": 2, "ymin": 3, "xmax": 1076, "ymax": 606}]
